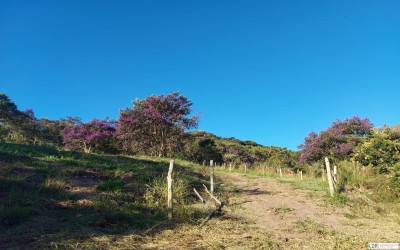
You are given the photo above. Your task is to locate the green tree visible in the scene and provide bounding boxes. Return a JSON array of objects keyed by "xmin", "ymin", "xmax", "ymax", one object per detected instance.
[{"xmin": 0, "ymin": 93, "xmax": 41, "ymax": 144}]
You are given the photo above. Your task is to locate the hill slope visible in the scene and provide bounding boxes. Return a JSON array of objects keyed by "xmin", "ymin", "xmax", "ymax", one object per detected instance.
[
  {"xmin": 186, "ymin": 130, "xmax": 298, "ymax": 168},
  {"xmin": 1, "ymin": 142, "xmax": 399, "ymax": 249},
  {"xmin": 0, "ymin": 142, "xmax": 212, "ymax": 248}
]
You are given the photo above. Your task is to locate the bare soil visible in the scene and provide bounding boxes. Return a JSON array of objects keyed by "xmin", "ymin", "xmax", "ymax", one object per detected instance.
[{"xmin": 221, "ymin": 172, "xmax": 400, "ymax": 247}]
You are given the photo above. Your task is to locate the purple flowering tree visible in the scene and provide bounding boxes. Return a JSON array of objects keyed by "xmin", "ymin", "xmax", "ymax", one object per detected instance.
[
  {"xmin": 117, "ymin": 92, "xmax": 199, "ymax": 157},
  {"xmin": 63, "ymin": 118, "xmax": 115, "ymax": 153},
  {"xmin": 299, "ymin": 116, "xmax": 373, "ymax": 164}
]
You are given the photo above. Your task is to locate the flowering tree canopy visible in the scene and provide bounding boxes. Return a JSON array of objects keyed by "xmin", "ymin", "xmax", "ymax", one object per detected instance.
[
  {"xmin": 117, "ymin": 92, "xmax": 199, "ymax": 157},
  {"xmin": 63, "ymin": 118, "xmax": 115, "ymax": 153},
  {"xmin": 299, "ymin": 116, "xmax": 373, "ymax": 164}
]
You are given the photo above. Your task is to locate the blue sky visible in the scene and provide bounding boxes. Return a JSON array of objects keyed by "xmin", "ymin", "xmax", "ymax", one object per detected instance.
[{"xmin": 1, "ymin": 1, "xmax": 399, "ymax": 150}]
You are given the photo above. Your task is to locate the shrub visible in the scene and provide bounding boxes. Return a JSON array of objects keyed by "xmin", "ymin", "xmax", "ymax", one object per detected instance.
[{"xmin": 353, "ymin": 133, "xmax": 400, "ymax": 174}]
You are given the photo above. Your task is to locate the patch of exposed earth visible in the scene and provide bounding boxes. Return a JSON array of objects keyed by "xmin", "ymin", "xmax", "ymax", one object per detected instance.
[{"xmin": 221, "ymin": 173, "xmax": 400, "ymax": 244}]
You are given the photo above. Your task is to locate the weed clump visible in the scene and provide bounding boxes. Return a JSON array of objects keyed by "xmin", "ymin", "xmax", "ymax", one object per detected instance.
[
  {"xmin": 40, "ymin": 178, "xmax": 68, "ymax": 194},
  {"xmin": 97, "ymin": 179, "xmax": 125, "ymax": 193},
  {"xmin": 144, "ymin": 174, "xmax": 205, "ymax": 222}
]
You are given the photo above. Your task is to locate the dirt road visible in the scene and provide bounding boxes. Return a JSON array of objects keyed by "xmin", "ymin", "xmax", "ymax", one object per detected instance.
[{"xmin": 220, "ymin": 172, "xmax": 400, "ymax": 248}]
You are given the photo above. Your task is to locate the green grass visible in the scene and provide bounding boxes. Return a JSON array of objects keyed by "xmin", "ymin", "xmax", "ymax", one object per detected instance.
[
  {"xmin": 40, "ymin": 178, "xmax": 69, "ymax": 194},
  {"xmin": 277, "ymin": 177, "xmax": 327, "ymax": 193},
  {"xmin": 0, "ymin": 207, "xmax": 36, "ymax": 226},
  {"xmin": 96, "ymin": 179, "xmax": 125, "ymax": 192},
  {"xmin": 274, "ymin": 204, "xmax": 294, "ymax": 214},
  {"xmin": 2, "ymin": 142, "xmax": 396, "ymax": 249},
  {"xmin": 0, "ymin": 142, "xmax": 210, "ymax": 249},
  {"xmin": 326, "ymin": 193, "xmax": 348, "ymax": 206},
  {"xmin": 295, "ymin": 219, "xmax": 330, "ymax": 235}
]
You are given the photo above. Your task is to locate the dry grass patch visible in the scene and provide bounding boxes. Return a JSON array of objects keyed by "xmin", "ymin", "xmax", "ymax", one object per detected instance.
[
  {"xmin": 142, "ymin": 218, "xmax": 279, "ymax": 249},
  {"xmin": 280, "ymin": 219, "xmax": 366, "ymax": 249}
]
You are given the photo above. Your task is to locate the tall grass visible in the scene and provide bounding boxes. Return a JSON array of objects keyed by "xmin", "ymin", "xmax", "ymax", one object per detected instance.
[
  {"xmin": 40, "ymin": 178, "xmax": 68, "ymax": 194},
  {"xmin": 336, "ymin": 161, "xmax": 399, "ymax": 202},
  {"xmin": 144, "ymin": 173, "xmax": 205, "ymax": 222}
]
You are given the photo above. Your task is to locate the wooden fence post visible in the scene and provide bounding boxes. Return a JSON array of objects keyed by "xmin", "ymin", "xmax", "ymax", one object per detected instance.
[
  {"xmin": 210, "ymin": 160, "xmax": 214, "ymax": 194},
  {"xmin": 279, "ymin": 168, "xmax": 283, "ymax": 178},
  {"xmin": 324, "ymin": 157, "xmax": 335, "ymax": 197},
  {"xmin": 262, "ymin": 166, "xmax": 265, "ymax": 176},
  {"xmin": 244, "ymin": 164, "xmax": 247, "ymax": 173},
  {"xmin": 167, "ymin": 160, "xmax": 174, "ymax": 219},
  {"xmin": 300, "ymin": 170, "xmax": 303, "ymax": 180}
]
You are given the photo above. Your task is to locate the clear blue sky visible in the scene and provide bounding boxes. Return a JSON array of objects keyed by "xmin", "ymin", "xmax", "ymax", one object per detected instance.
[{"xmin": 1, "ymin": 1, "xmax": 399, "ymax": 150}]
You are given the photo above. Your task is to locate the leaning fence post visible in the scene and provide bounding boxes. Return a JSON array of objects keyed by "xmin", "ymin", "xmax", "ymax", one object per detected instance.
[
  {"xmin": 167, "ymin": 160, "xmax": 174, "ymax": 219},
  {"xmin": 210, "ymin": 160, "xmax": 214, "ymax": 194},
  {"xmin": 324, "ymin": 157, "xmax": 335, "ymax": 197}
]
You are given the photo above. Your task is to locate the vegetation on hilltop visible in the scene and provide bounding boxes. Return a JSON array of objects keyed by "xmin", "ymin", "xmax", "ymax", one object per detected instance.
[
  {"xmin": 299, "ymin": 116, "xmax": 400, "ymax": 201},
  {"xmin": 0, "ymin": 92, "xmax": 295, "ymax": 168},
  {"xmin": 1, "ymin": 91, "xmax": 399, "ymax": 200},
  {"xmin": 184, "ymin": 130, "xmax": 297, "ymax": 168},
  {"xmin": 1, "ymin": 91, "xmax": 399, "ymax": 248}
]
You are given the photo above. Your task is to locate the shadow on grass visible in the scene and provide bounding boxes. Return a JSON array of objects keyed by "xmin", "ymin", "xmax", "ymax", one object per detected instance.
[{"xmin": 0, "ymin": 142, "xmax": 209, "ymax": 248}]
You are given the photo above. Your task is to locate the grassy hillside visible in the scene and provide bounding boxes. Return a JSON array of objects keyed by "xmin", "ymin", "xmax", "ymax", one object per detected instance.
[
  {"xmin": 0, "ymin": 142, "xmax": 213, "ymax": 248},
  {"xmin": 1, "ymin": 142, "xmax": 399, "ymax": 249},
  {"xmin": 187, "ymin": 131, "xmax": 297, "ymax": 168}
]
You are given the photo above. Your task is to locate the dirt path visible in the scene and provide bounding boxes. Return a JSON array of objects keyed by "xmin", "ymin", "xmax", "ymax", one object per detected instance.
[{"xmin": 220, "ymin": 172, "xmax": 400, "ymax": 246}]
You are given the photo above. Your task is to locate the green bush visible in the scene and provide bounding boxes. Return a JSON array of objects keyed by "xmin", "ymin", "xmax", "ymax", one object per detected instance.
[{"xmin": 353, "ymin": 131, "xmax": 400, "ymax": 174}]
